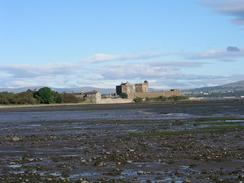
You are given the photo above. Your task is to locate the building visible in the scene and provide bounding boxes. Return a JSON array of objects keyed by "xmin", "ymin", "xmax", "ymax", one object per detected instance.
[
  {"xmin": 116, "ymin": 81, "xmax": 149, "ymax": 99},
  {"xmin": 116, "ymin": 82, "xmax": 135, "ymax": 99},
  {"xmin": 135, "ymin": 80, "xmax": 149, "ymax": 93},
  {"xmin": 83, "ymin": 90, "xmax": 101, "ymax": 104},
  {"xmin": 116, "ymin": 81, "xmax": 182, "ymax": 99},
  {"xmin": 134, "ymin": 89, "xmax": 182, "ymax": 98}
]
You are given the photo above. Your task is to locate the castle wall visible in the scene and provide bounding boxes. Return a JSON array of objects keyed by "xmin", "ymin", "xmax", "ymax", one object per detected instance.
[
  {"xmin": 134, "ymin": 90, "xmax": 182, "ymax": 99},
  {"xmin": 135, "ymin": 83, "xmax": 148, "ymax": 93},
  {"xmin": 116, "ymin": 83, "xmax": 135, "ymax": 99},
  {"xmin": 116, "ymin": 81, "xmax": 181, "ymax": 99}
]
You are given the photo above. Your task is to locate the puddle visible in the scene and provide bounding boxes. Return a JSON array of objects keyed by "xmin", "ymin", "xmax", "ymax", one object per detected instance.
[
  {"xmin": 8, "ymin": 164, "xmax": 22, "ymax": 169},
  {"xmin": 69, "ymin": 171, "xmax": 101, "ymax": 180},
  {"xmin": 50, "ymin": 172, "xmax": 62, "ymax": 177},
  {"xmin": 225, "ymin": 120, "xmax": 244, "ymax": 123},
  {"xmin": 121, "ymin": 169, "xmax": 138, "ymax": 177}
]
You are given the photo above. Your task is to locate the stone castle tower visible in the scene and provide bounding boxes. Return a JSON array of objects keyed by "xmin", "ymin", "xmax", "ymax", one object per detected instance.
[{"xmin": 116, "ymin": 81, "xmax": 149, "ymax": 99}]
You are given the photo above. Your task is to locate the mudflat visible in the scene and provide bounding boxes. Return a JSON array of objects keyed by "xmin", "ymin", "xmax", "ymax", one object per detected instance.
[{"xmin": 0, "ymin": 100, "xmax": 243, "ymax": 182}]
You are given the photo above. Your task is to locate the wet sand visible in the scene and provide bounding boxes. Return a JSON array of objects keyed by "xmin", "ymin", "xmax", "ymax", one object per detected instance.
[{"xmin": 0, "ymin": 100, "xmax": 243, "ymax": 182}]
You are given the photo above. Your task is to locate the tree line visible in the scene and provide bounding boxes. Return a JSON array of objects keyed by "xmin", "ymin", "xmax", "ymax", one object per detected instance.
[{"xmin": 0, "ymin": 87, "xmax": 81, "ymax": 105}]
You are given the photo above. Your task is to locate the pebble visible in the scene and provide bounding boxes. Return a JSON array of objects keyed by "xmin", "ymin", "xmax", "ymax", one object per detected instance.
[
  {"xmin": 97, "ymin": 161, "xmax": 105, "ymax": 167},
  {"xmin": 12, "ymin": 136, "xmax": 21, "ymax": 142},
  {"xmin": 127, "ymin": 160, "xmax": 133, "ymax": 164},
  {"xmin": 137, "ymin": 170, "xmax": 144, "ymax": 175},
  {"xmin": 183, "ymin": 179, "xmax": 191, "ymax": 183},
  {"xmin": 80, "ymin": 181, "xmax": 89, "ymax": 183}
]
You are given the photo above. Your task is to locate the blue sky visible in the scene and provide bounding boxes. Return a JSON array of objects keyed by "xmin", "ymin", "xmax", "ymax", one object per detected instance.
[{"xmin": 0, "ymin": 0, "xmax": 244, "ymax": 89}]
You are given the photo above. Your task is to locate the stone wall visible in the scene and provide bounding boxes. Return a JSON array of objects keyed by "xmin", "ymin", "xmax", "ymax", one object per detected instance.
[
  {"xmin": 84, "ymin": 93, "xmax": 102, "ymax": 104},
  {"xmin": 134, "ymin": 90, "xmax": 182, "ymax": 99},
  {"xmin": 116, "ymin": 83, "xmax": 135, "ymax": 99},
  {"xmin": 135, "ymin": 82, "xmax": 148, "ymax": 93}
]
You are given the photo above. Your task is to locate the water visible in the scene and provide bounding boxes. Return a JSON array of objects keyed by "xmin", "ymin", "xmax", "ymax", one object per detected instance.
[{"xmin": 0, "ymin": 110, "xmax": 202, "ymax": 123}]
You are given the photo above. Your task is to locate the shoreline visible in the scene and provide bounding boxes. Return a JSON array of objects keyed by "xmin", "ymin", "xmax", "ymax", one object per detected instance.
[
  {"xmin": 0, "ymin": 99, "xmax": 244, "ymax": 113},
  {"xmin": 0, "ymin": 103, "xmax": 90, "ymax": 109},
  {"xmin": 0, "ymin": 101, "xmax": 243, "ymax": 182}
]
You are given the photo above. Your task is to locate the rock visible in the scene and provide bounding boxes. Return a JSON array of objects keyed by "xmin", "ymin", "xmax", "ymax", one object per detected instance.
[
  {"xmin": 27, "ymin": 158, "xmax": 34, "ymax": 162},
  {"xmin": 80, "ymin": 158, "xmax": 86, "ymax": 163},
  {"xmin": 12, "ymin": 136, "xmax": 21, "ymax": 142},
  {"xmin": 183, "ymin": 179, "xmax": 191, "ymax": 183},
  {"xmin": 137, "ymin": 170, "xmax": 144, "ymax": 175},
  {"xmin": 80, "ymin": 181, "xmax": 89, "ymax": 183},
  {"xmin": 95, "ymin": 161, "xmax": 105, "ymax": 167}
]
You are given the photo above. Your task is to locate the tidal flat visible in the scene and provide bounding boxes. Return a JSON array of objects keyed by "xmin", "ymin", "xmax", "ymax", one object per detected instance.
[{"xmin": 0, "ymin": 101, "xmax": 243, "ymax": 182}]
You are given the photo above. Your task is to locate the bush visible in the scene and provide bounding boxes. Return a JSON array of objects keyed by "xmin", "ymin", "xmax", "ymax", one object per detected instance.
[
  {"xmin": 15, "ymin": 92, "xmax": 38, "ymax": 104},
  {"xmin": 120, "ymin": 93, "xmax": 128, "ymax": 99},
  {"xmin": 142, "ymin": 95, "xmax": 188, "ymax": 103},
  {"xmin": 53, "ymin": 92, "xmax": 63, "ymax": 103},
  {"xmin": 0, "ymin": 92, "xmax": 15, "ymax": 104},
  {"xmin": 158, "ymin": 96, "xmax": 167, "ymax": 101},
  {"xmin": 168, "ymin": 96, "xmax": 188, "ymax": 101},
  {"xmin": 61, "ymin": 93, "xmax": 80, "ymax": 103},
  {"xmin": 0, "ymin": 95, "xmax": 10, "ymax": 104},
  {"xmin": 133, "ymin": 97, "xmax": 143, "ymax": 103},
  {"xmin": 0, "ymin": 91, "xmax": 38, "ymax": 105},
  {"xmin": 0, "ymin": 87, "xmax": 88, "ymax": 105}
]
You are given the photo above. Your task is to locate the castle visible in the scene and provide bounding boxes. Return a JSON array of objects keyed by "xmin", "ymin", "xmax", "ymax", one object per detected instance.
[
  {"xmin": 116, "ymin": 81, "xmax": 149, "ymax": 99},
  {"xmin": 116, "ymin": 81, "xmax": 182, "ymax": 99}
]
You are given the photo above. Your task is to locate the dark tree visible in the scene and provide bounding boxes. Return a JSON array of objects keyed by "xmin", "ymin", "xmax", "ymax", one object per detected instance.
[{"xmin": 34, "ymin": 87, "xmax": 55, "ymax": 104}]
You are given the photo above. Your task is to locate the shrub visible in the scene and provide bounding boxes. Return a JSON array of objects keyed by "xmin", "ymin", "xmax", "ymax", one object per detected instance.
[
  {"xmin": 0, "ymin": 96, "xmax": 10, "ymax": 104},
  {"xmin": 168, "ymin": 96, "xmax": 188, "ymax": 101},
  {"xmin": 0, "ymin": 87, "xmax": 98, "ymax": 105},
  {"xmin": 134, "ymin": 97, "xmax": 143, "ymax": 103},
  {"xmin": 15, "ymin": 92, "xmax": 37, "ymax": 104},
  {"xmin": 120, "ymin": 93, "xmax": 128, "ymax": 99},
  {"xmin": 53, "ymin": 92, "xmax": 63, "ymax": 103},
  {"xmin": 0, "ymin": 92, "xmax": 15, "ymax": 104},
  {"xmin": 158, "ymin": 96, "xmax": 167, "ymax": 101},
  {"xmin": 61, "ymin": 93, "xmax": 80, "ymax": 103}
]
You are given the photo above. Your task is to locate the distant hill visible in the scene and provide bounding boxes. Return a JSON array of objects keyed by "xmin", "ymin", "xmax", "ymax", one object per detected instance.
[
  {"xmin": 2, "ymin": 80, "xmax": 244, "ymax": 96},
  {"xmin": 0, "ymin": 86, "xmax": 115, "ymax": 94},
  {"xmin": 188, "ymin": 80, "xmax": 244, "ymax": 93},
  {"xmin": 221, "ymin": 80, "xmax": 244, "ymax": 90},
  {"xmin": 186, "ymin": 80, "xmax": 244, "ymax": 97},
  {"xmin": 0, "ymin": 86, "xmax": 160, "ymax": 94}
]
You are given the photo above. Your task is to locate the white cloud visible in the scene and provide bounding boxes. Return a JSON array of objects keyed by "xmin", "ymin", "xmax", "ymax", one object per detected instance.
[
  {"xmin": 100, "ymin": 64, "xmax": 181, "ymax": 80},
  {"xmin": 188, "ymin": 46, "xmax": 244, "ymax": 61},
  {"xmin": 0, "ymin": 50, "xmax": 243, "ymax": 89},
  {"xmin": 86, "ymin": 52, "xmax": 165, "ymax": 63},
  {"xmin": 0, "ymin": 63, "xmax": 79, "ymax": 78}
]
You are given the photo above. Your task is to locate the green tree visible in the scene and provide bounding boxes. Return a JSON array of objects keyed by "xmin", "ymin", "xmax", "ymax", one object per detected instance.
[{"xmin": 34, "ymin": 87, "xmax": 55, "ymax": 104}]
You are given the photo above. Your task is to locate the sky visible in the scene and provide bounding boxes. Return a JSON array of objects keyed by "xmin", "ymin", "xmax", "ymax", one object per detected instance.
[{"xmin": 0, "ymin": 0, "xmax": 244, "ymax": 89}]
